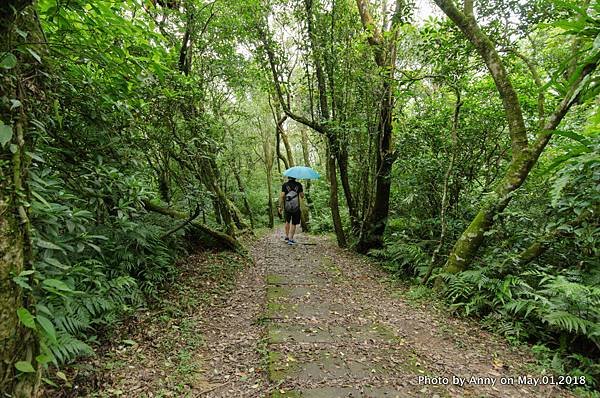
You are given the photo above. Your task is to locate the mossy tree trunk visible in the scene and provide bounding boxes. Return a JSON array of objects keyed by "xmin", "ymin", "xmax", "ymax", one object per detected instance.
[
  {"xmin": 1, "ymin": 2, "xmax": 43, "ymax": 396},
  {"xmin": 326, "ymin": 143, "xmax": 347, "ymax": 247},
  {"xmin": 143, "ymin": 200, "xmax": 243, "ymax": 252},
  {"xmin": 233, "ymin": 165, "xmax": 254, "ymax": 229},
  {"xmin": 259, "ymin": 119, "xmax": 276, "ymax": 228},
  {"xmin": 300, "ymin": 127, "xmax": 314, "ymax": 225}
]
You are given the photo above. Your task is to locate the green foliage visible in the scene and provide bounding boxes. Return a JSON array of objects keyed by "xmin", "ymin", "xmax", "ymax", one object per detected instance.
[
  {"xmin": 370, "ymin": 238, "xmax": 430, "ymax": 278},
  {"xmin": 430, "ymin": 136, "xmax": 600, "ymax": 387},
  {"xmin": 439, "ymin": 265, "xmax": 600, "ymax": 385},
  {"xmin": 376, "ymin": 4, "xmax": 600, "ymax": 389},
  {"xmin": 22, "ymin": 162, "xmax": 179, "ymax": 367},
  {"xmin": 3, "ymin": 0, "xmax": 598, "ymax": 392}
]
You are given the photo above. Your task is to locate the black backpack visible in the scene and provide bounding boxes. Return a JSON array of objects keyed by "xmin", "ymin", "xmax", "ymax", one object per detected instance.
[{"xmin": 284, "ymin": 185, "xmax": 300, "ymax": 213}]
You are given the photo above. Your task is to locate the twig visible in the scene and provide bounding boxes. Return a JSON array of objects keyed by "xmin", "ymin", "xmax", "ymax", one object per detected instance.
[
  {"xmin": 160, "ymin": 204, "xmax": 201, "ymax": 239},
  {"xmin": 198, "ymin": 381, "xmax": 231, "ymax": 395}
]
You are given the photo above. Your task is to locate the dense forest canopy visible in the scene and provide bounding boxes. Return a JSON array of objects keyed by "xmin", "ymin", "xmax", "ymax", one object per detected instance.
[{"xmin": 1, "ymin": 0, "xmax": 598, "ymax": 395}]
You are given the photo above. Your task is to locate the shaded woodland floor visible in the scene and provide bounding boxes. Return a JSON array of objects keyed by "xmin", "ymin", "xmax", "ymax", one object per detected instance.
[{"xmin": 53, "ymin": 230, "xmax": 573, "ymax": 397}]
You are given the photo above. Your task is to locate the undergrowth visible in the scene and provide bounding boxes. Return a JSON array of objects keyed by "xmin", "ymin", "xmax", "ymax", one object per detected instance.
[
  {"xmin": 47, "ymin": 250, "xmax": 248, "ymax": 394},
  {"xmin": 373, "ymin": 139, "xmax": 600, "ymax": 393}
]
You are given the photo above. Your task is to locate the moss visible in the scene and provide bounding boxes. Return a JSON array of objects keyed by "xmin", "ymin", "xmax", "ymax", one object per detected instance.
[
  {"xmin": 266, "ymin": 285, "xmax": 289, "ymax": 301},
  {"xmin": 444, "ymin": 208, "xmax": 490, "ymax": 274},
  {"xmin": 266, "ymin": 274, "xmax": 285, "ymax": 285},
  {"xmin": 371, "ymin": 322, "xmax": 403, "ymax": 344},
  {"xmin": 267, "ymin": 350, "xmax": 299, "ymax": 382},
  {"xmin": 265, "ymin": 301, "xmax": 285, "ymax": 318},
  {"xmin": 270, "ymin": 391, "xmax": 301, "ymax": 398}
]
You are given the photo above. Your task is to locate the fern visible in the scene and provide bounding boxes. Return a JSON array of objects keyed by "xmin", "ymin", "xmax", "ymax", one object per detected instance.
[
  {"xmin": 542, "ymin": 310, "xmax": 592, "ymax": 335},
  {"xmin": 50, "ymin": 331, "xmax": 94, "ymax": 364},
  {"xmin": 373, "ymin": 240, "xmax": 430, "ymax": 277}
]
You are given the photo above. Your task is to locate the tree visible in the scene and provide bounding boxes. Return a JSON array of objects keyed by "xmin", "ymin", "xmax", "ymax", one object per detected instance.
[
  {"xmin": 354, "ymin": 0, "xmax": 407, "ymax": 252},
  {"xmin": 433, "ymin": 0, "xmax": 598, "ymax": 274},
  {"xmin": 256, "ymin": 10, "xmax": 348, "ymax": 247}
]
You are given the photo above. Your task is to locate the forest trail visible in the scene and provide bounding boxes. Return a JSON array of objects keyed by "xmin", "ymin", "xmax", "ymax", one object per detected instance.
[
  {"xmin": 73, "ymin": 230, "xmax": 572, "ymax": 398},
  {"xmin": 245, "ymin": 231, "xmax": 570, "ymax": 398}
]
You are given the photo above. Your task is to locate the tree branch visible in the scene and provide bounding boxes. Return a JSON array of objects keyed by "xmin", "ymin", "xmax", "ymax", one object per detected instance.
[
  {"xmin": 143, "ymin": 200, "xmax": 243, "ymax": 252},
  {"xmin": 160, "ymin": 204, "xmax": 201, "ymax": 239},
  {"xmin": 257, "ymin": 20, "xmax": 330, "ymax": 135},
  {"xmin": 433, "ymin": 0, "xmax": 529, "ymax": 158}
]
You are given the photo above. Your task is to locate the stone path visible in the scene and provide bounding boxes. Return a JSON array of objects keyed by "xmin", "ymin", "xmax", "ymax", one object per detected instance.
[{"xmin": 254, "ymin": 230, "xmax": 571, "ymax": 398}]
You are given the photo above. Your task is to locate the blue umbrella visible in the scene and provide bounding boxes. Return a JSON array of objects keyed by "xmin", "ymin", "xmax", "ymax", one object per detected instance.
[{"xmin": 283, "ymin": 166, "xmax": 321, "ymax": 179}]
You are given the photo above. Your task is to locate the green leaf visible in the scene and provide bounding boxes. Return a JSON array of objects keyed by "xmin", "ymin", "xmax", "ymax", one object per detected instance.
[
  {"xmin": 10, "ymin": 99, "xmax": 21, "ymax": 110},
  {"xmin": 35, "ymin": 304, "xmax": 52, "ymax": 317},
  {"xmin": 42, "ymin": 279, "xmax": 73, "ymax": 292},
  {"xmin": 542, "ymin": 149, "xmax": 588, "ymax": 175},
  {"xmin": 26, "ymin": 151, "xmax": 45, "ymax": 163},
  {"xmin": 17, "ymin": 308, "xmax": 36, "ymax": 329},
  {"xmin": 31, "ymin": 190, "xmax": 51, "ymax": 208},
  {"xmin": 0, "ymin": 122, "xmax": 13, "ymax": 148},
  {"xmin": 15, "ymin": 361, "xmax": 36, "ymax": 373},
  {"xmin": 36, "ymin": 354, "xmax": 53, "ymax": 365},
  {"xmin": 12, "ymin": 276, "xmax": 31, "ymax": 290},
  {"xmin": 552, "ymin": 130, "xmax": 592, "ymax": 147},
  {"xmin": 18, "ymin": 270, "xmax": 34, "ymax": 277},
  {"xmin": 36, "ymin": 239, "xmax": 63, "ymax": 251},
  {"xmin": 36, "ymin": 315, "xmax": 57, "ymax": 343},
  {"xmin": 0, "ymin": 52, "xmax": 17, "ymax": 69},
  {"xmin": 43, "ymin": 257, "xmax": 70, "ymax": 270},
  {"xmin": 27, "ymin": 48, "xmax": 42, "ymax": 63},
  {"xmin": 16, "ymin": 28, "xmax": 28, "ymax": 39},
  {"xmin": 87, "ymin": 242, "xmax": 102, "ymax": 253},
  {"xmin": 42, "ymin": 377, "xmax": 58, "ymax": 387},
  {"xmin": 122, "ymin": 339, "xmax": 137, "ymax": 346}
]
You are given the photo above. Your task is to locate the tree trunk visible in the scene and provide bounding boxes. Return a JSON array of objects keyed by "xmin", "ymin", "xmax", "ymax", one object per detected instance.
[
  {"xmin": 178, "ymin": 14, "xmax": 192, "ymax": 76},
  {"xmin": 261, "ymin": 126, "xmax": 276, "ymax": 228},
  {"xmin": 335, "ymin": 142, "xmax": 359, "ymax": 232},
  {"xmin": 0, "ymin": 119, "xmax": 40, "ymax": 397},
  {"xmin": 423, "ymin": 88, "xmax": 462, "ymax": 283},
  {"xmin": 280, "ymin": 127, "xmax": 295, "ymax": 168},
  {"xmin": 326, "ymin": 142, "xmax": 347, "ymax": 247},
  {"xmin": 300, "ymin": 128, "xmax": 315, "ymax": 212},
  {"xmin": 354, "ymin": 0, "xmax": 402, "ymax": 253},
  {"xmin": 1, "ymin": 3, "xmax": 42, "ymax": 396},
  {"xmin": 275, "ymin": 117, "xmax": 290, "ymax": 169},
  {"xmin": 233, "ymin": 167, "xmax": 254, "ymax": 229},
  {"xmin": 266, "ymin": 169, "xmax": 274, "ymax": 228},
  {"xmin": 355, "ymin": 72, "xmax": 396, "ymax": 253},
  {"xmin": 226, "ymin": 197, "xmax": 252, "ymax": 232},
  {"xmin": 212, "ymin": 198, "xmax": 223, "ymax": 225},
  {"xmin": 143, "ymin": 200, "xmax": 243, "ymax": 252}
]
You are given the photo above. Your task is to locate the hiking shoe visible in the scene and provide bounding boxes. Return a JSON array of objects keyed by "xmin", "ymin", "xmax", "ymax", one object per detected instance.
[
  {"xmin": 288, "ymin": 239, "xmax": 295, "ymax": 245},
  {"xmin": 284, "ymin": 236, "xmax": 289, "ymax": 242}
]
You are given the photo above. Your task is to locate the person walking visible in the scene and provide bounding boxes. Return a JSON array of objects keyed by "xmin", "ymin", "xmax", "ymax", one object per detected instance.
[{"xmin": 278, "ymin": 177, "xmax": 304, "ymax": 245}]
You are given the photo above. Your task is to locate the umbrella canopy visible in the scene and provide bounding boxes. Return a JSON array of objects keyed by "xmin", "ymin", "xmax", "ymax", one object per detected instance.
[{"xmin": 283, "ymin": 166, "xmax": 321, "ymax": 179}]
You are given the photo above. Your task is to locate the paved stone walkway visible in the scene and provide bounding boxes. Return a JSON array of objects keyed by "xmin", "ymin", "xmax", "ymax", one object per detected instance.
[
  {"xmin": 261, "ymin": 232, "xmax": 447, "ymax": 397},
  {"xmin": 255, "ymin": 230, "xmax": 570, "ymax": 398}
]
